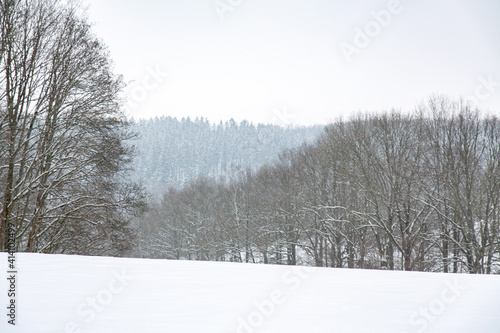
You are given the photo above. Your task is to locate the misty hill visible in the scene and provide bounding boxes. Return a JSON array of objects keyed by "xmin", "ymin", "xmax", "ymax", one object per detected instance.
[{"xmin": 129, "ymin": 117, "xmax": 324, "ymax": 197}]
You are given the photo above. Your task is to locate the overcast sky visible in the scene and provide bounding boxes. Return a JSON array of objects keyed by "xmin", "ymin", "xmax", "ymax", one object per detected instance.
[{"xmin": 85, "ymin": 0, "xmax": 500, "ymax": 126}]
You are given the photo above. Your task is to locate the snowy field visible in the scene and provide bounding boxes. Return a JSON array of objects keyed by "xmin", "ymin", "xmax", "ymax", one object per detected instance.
[{"xmin": 1, "ymin": 253, "xmax": 499, "ymax": 333}]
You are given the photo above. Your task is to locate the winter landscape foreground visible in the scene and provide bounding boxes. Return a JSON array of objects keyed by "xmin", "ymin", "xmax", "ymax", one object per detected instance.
[{"xmin": 1, "ymin": 253, "xmax": 499, "ymax": 333}]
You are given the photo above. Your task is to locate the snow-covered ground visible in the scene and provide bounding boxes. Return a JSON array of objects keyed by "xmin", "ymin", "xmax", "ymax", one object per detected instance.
[{"xmin": 1, "ymin": 253, "xmax": 499, "ymax": 333}]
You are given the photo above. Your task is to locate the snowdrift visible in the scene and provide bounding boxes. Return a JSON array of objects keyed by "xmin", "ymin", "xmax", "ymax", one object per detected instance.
[{"xmin": 1, "ymin": 253, "xmax": 499, "ymax": 332}]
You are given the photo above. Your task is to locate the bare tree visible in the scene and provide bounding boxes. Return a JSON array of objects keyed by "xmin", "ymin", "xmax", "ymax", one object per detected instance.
[
  {"xmin": 0, "ymin": 0, "xmax": 145, "ymax": 255},
  {"xmin": 134, "ymin": 97, "xmax": 500, "ymax": 274},
  {"xmin": 420, "ymin": 96, "xmax": 500, "ymax": 273}
]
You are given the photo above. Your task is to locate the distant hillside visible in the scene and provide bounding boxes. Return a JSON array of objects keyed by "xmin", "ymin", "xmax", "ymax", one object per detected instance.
[{"xmin": 129, "ymin": 117, "xmax": 324, "ymax": 197}]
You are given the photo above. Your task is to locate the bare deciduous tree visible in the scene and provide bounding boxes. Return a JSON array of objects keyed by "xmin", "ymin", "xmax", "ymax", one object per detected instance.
[{"xmin": 0, "ymin": 0, "xmax": 146, "ymax": 255}]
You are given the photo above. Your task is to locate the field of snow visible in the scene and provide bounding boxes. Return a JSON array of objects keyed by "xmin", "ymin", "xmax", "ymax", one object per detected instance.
[{"xmin": 1, "ymin": 253, "xmax": 499, "ymax": 332}]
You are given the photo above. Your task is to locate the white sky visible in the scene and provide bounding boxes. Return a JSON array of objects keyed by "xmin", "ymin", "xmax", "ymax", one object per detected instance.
[{"xmin": 85, "ymin": 0, "xmax": 500, "ymax": 126}]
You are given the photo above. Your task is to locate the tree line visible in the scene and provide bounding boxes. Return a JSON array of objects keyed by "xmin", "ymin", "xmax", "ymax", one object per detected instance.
[{"xmin": 137, "ymin": 97, "xmax": 500, "ymax": 274}]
